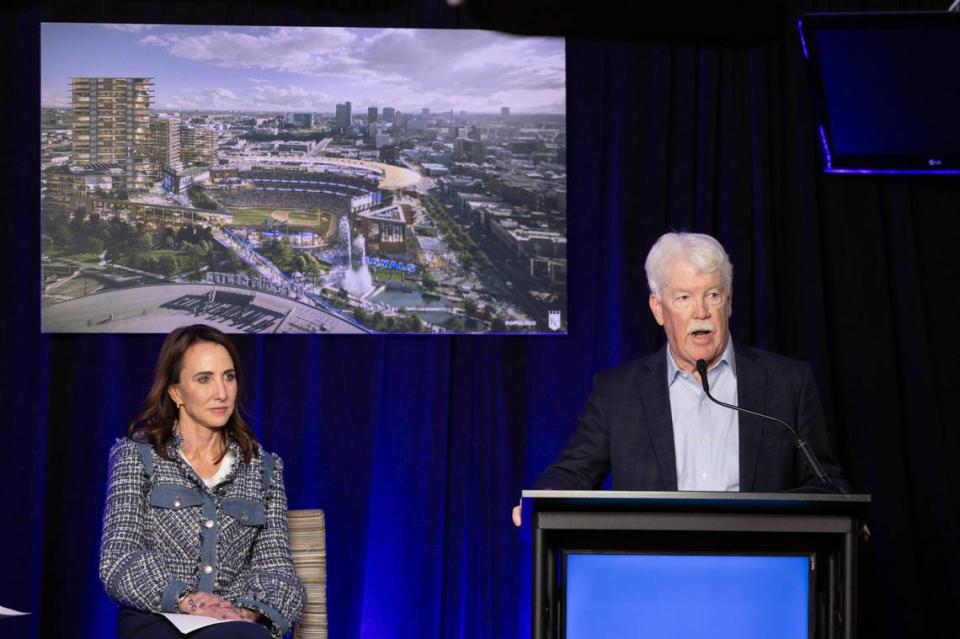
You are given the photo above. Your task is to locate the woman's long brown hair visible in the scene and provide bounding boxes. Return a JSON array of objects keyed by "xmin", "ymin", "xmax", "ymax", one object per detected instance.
[{"xmin": 128, "ymin": 324, "xmax": 259, "ymax": 463}]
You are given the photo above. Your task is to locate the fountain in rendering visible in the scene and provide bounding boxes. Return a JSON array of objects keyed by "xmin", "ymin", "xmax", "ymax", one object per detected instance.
[{"xmin": 339, "ymin": 216, "xmax": 373, "ymax": 297}]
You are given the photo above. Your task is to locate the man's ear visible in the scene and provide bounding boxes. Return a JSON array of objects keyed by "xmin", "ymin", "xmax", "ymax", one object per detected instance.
[{"xmin": 649, "ymin": 294, "xmax": 665, "ymax": 326}]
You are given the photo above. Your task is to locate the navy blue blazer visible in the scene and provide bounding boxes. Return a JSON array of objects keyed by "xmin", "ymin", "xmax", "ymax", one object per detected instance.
[{"xmin": 534, "ymin": 345, "xmax": 849, "ymax": 493}]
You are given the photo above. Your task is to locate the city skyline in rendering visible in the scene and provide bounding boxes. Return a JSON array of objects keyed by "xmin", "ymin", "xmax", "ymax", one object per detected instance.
[
  {"xmin": 41, "ymin": 23, "xmax": 566, "ymax": 114},
  {"xmin": 41, "ymin": 22, "xmax": 567, "ymax": 335}
]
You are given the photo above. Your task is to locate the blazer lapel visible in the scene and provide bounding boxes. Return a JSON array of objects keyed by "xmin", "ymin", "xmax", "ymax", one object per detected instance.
[
  {"xmin": 736, "ymin": 345, "xmax": 766, "ymax": 492},
  {"xmin": 636, "ymin": 347, "xmax": 677, "ymax": 490}
]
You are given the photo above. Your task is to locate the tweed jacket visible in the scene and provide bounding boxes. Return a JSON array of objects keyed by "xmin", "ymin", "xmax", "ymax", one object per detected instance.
[{"xmin": 99, "ymin": 434, "xmax": 305, "ymax": 638}]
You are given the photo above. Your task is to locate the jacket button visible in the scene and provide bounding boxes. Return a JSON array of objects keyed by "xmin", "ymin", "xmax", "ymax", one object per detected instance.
[
  {"xmin": 203, "ymin": 564, "xmax": 213, "ymax": 574},
  {"xmin": 204, "ymin": 519, "xmax": 215, "ymax": 528},
  {"xmin": 173, "ymin": 499, "xmax": 182, "ymax": 508}
]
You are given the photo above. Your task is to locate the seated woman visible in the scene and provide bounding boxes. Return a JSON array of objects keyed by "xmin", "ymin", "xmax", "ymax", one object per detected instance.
[{"xmin": 99, "ymin": 324, "xmax": 304, "ymax": 638}]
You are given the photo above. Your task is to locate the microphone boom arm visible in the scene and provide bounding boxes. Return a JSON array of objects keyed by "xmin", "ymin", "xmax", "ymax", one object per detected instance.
[{"xmin": 695, "ymin": 359, "xmax": 841, "ymax": 493}]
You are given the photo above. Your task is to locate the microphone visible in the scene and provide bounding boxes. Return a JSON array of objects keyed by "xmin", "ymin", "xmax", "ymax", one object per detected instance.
[{"xmin": 695, "ymin": 359, "xmax": 844, "ymax": 494}]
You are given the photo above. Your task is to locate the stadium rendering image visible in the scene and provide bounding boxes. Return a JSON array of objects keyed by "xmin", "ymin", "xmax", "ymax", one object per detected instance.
[{"xmin": 40, "ymin": 25, "xmax": 568, "ymax": 334}]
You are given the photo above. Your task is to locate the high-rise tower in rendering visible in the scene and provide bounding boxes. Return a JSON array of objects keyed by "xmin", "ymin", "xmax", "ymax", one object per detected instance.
[
  {"xmin": 70, "ymin": 77, "xmax": 154, "ymax": 191},
  {"xmin": 180, "ymin": 125, "xmax": 217, "ymax": 167},
  {"xmin": 336, "ymin": 101, "xmax": 352, "ymax": 129},
  {"xmin": 148, "ymin": 115, "xmax": 183, "ymax": 179}
]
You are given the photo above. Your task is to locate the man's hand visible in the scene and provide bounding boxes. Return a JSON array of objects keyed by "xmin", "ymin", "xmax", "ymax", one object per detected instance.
[{"xmin": 512, "ymin": 501, "xmax": 522, "ymax": 527}]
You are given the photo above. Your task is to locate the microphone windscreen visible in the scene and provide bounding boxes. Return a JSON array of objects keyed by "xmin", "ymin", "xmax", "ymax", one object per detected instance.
[{"xmin": 696, "ymin": 359, "xmax": 710, "ymax": 392}]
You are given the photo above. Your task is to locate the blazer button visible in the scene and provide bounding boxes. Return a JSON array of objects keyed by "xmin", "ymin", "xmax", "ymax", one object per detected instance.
[
  {"xmin": 203, "ymin": 564, "xmax": 213, "ymax": 574},
  {"xmin": 204, "ymin": 519, "xmax": 215, "ymax": 528},
  {"xmin": 173, "ymin": 498, "xmax": 182, "ymax": 508}
]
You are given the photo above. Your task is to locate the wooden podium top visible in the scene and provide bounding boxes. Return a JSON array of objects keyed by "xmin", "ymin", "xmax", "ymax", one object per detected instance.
[{"xmin": 522, "ymin": 490, "xmax": 870, "ymax": 517}]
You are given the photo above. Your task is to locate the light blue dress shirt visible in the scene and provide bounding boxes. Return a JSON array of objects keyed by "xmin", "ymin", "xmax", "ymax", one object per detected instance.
[{"xmin": 666, "ymin": 338, "xmax": 740, "ymax": 491}]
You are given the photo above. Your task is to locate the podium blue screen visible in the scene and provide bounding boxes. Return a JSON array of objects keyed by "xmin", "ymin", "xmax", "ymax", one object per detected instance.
[{"xmin": 565, "ymin": 553, "xmax": 809, "ymax": 639}]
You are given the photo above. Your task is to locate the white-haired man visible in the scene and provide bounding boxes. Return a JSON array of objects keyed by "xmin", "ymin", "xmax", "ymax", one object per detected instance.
[{"xmin": 513, "ymin": 232, "xmax": 848, "ymax": 526}]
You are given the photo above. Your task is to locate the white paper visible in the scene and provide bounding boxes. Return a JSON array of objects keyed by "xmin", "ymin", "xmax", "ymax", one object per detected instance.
[
  {"xmin": 0, "ymin": 605, "xmax": 30, "ymax": 617},
  {"xmin": 160, "ymin": 613, "xmax": 233, "ymax": 634}
]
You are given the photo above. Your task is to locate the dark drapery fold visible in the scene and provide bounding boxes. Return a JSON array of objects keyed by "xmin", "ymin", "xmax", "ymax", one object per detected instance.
[{"xmin": 2, "ymin": 1, "xmax": 958, "ymax": 638}]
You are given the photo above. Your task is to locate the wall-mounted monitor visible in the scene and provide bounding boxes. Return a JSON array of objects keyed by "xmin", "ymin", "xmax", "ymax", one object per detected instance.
[
  {"xmin": 41, "ymin": 23, "xmax": 567, "ymax": 334},
  {"xmin": 799, "ymin": 12, "xmax": 960, "ymax": 175}
]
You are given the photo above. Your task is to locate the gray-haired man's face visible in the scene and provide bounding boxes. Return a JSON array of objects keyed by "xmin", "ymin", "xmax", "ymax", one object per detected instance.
[{"xmin": 648, "ymin": 260, "xmax": 732, "ymax": 373}]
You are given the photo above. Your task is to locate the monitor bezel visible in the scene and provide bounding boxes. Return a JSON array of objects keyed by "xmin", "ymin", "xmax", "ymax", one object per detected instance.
[{"xmin": 798, "ymin": 11, "xmax": 960, "ymax": 175}]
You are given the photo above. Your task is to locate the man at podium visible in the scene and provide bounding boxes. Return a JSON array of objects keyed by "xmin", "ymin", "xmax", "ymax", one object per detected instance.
[{"xmin": 514, "ymin": 232, "xmax": 848, "ymax": 525}]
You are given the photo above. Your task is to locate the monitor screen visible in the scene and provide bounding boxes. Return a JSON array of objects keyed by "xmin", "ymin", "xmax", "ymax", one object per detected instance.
[
  {"xmin": 564, "ymin": 552, "xmax": 811, "ymax": 639},
  {"xmin": 799, "ymin": 12, "xmax": 960, "ymax": 174},
  {"xmin": 40, "ymin": 23, "xmax": 567, "ymax": 334}
]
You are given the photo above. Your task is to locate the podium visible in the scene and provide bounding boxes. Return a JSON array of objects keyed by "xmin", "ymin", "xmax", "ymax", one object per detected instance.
[{"xmin": 523, "ymin": 490, "xmax": 870, "ymax": 639}]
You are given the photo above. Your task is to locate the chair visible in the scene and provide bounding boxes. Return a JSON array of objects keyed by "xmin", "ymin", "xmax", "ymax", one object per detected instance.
[{"xmin": 288, "ymin": 509, "xmax": 327, "ymax": 639}]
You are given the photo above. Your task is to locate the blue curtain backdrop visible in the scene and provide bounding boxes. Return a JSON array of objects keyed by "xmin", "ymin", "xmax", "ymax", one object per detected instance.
[{"xmin": 2, "ymin": 1, "xmax": 959, "ymax": 638}]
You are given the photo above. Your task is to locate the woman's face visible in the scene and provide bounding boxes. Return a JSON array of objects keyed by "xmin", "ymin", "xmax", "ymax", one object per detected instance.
[{"xmin": 168, "ymin": 341, "xmax": 237, "ymax": 432}]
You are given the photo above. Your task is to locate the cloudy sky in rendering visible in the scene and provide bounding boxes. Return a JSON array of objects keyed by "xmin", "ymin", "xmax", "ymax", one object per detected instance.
[{"xmin": 41, "ymin": 23, "xmax": 566, "ymax": 114}]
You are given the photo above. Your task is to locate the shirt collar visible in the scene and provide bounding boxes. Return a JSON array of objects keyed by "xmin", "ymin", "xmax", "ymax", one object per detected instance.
[
  {"xmin": 169, "ymin": 422, "xmax": 240, "ymax": 453},
  {"xmin": 666, "ymin": 336, "xmax": 736, "ymax": 386},
  {"xmin": 168, "ymin": 422, "xmax": 244, "ymax": 489}
]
